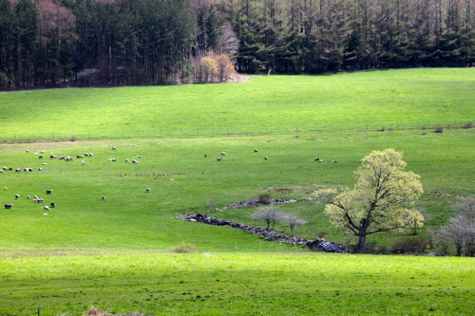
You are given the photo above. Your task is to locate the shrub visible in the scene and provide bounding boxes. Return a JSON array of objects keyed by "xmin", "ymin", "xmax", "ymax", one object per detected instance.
[
  {"xmin": 70, "ymin": 136, "xmax": 77, "ymax": 142},
  {"xmin": 198, "ymin": 57, "xmax": 217, "ymax": 83},
  {"xmin": 257, "ymin": 193, "xmax": 272, "ymax": 205},
  {"xmin": 386, "ymin": 127, "xmax": 395, "ymax": 131},
  {"xmin": 171, "ymin": 242, "xmax": 198, "ymax": 253},
  {"xmin": 463, "ymin": 122, "xmax": 473, "ymax": 129},
  {"xmin": 86, "ymin": 306, "xmax": 113, "ymax": 316},
  {"xmin": 391, "ymin": 236, "xmax": 428, "ymax": 254},
  {"xmin": 434, "ymin": 126, "xmax": 444, "ymax": 133},
  {"xmin": 214, "ymin": 54, "xmax": 236, "ymax": 83}
]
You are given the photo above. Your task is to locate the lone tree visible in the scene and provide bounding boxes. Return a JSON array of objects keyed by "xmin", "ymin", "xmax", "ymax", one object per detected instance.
[
  {"xmin": 281, "ymin": 213, "xmax": 307, "ymax": 237},
  {"xmin": 316, "ymin": 149, "xmax": 424, "ymax": 252},
  {"xmin": 250, "ymin": 205, "xmax": 284, "ymax": 231}
]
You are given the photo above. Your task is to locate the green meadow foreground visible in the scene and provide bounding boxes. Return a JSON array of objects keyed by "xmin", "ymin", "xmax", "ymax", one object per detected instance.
[
  {"xmin": 1, "ymin": 253, "xmax": 474, "ymax": 315},
  {"xmin": 0, "ymin": 69, "xmax": 474, "ymax": 314}
]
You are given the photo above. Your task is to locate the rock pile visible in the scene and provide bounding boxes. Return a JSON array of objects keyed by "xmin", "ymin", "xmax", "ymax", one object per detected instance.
[{"xmin": 178, "ymin": 213, "xmax": 347, "ymax": 253}]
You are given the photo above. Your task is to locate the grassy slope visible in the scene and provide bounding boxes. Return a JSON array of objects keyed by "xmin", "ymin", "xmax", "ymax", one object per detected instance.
[
  {"xmin": 0, "ymin": 130, "xmax": 473, "ymax": 251},
  {"xmin": 1, "ymin": 253, "xmax": 474, "ymax": 315},
  {"xmin": 0, "ymin": 69, "xmax": 474, "ymax": 314},
  {"xmin": 0, "ymin": 68, "xmax": 474, "ymax": 140}
]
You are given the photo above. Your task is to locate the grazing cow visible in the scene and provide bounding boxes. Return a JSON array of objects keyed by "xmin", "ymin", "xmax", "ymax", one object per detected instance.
[
  {"xmin": 254, "ymin": 149, "xmax": 259, "ymax": 152},
  {"xmin": 102, "ymin": 196, "xmax": 105, "ymax": 200},
  {"xmin": 46, "ymin": 189, "xmax": 52, "ymax": 195},
  {"xmin": 146, "ymin": 188, "xmax": 151, "ymax": 192},
  {"xmin": 204, "ymin": 155, "xmax": 207, "ymax": 158},
  {"xmin": 4, "ymin": 204, "xmax": 13, "ymax": 209},
  {"xmin": 38, "ymin": 168, "xmax": 42, "ymax": 171},
  {"xmin": 112, "ymin": 147, "xmax": 117, "ymax": 150},
  {"xmin": 217, "ymin": 157, "xmax": 222, "ymax": 161},
  {"xmin": 221, "ymin": 152, "xmax": 227, "ymax": 156},
  {"xmin": 264, "ymin": 156, "xmax": 268, "ymax": 160},
  {"xmin": 15, "ymin": 194, "xmax": 19, "ymax": 199},
  {"xmin": 43, "ymin": 206, "xmax": 50, "ymax": 211},
  {"xmin": 38, "ymin": 156, "xmax": 43, "ymax": 159},
  {"xmin": 50, "ymin": 202, "xmax": 56, "ymax": 208},
  {"xmin": 332, "ymin": 160, "xmax": 338, "ymax": 163},
  {"xmin": 137, "ymin": 155, "xmax": 143, "ymax": 158}
]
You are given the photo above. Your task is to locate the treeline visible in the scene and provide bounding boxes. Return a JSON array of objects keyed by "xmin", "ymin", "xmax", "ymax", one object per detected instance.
[
  {"xmin": 1, "ymin": 0, "xmax": 474, "ymax": 90},
  {"xmin": 222, "ymin": 0, "xmax": 475, "ymax": 73}
]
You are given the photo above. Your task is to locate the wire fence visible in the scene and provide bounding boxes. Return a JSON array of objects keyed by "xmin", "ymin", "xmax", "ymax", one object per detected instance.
[{"xmin": 1, "ymin": 118, "xmax": 473, "ymax": 142}]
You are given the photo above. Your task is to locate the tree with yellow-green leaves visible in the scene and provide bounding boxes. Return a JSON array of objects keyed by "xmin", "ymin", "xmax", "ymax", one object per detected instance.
[
  {"xmin": 401, "ymin": 209, "xmax": 426, "ymax": 235},
  {"xmin": 315, "ymin": 149, "xmax": 424, "ymax": 252}
]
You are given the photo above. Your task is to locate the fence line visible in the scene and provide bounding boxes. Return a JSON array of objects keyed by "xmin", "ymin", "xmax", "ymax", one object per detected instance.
[{"xmin": 1, "ymin": 118, "xmax": 473, "ymax": 142}]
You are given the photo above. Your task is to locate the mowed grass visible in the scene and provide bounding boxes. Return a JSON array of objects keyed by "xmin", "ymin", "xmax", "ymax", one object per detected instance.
[
  {"xmin": 1, "ymin": 253, "xmax": 474, "ymax": 315},
  {"xmin": 0, "ymin": 68, "xmax": 474, "ymax": 140}
]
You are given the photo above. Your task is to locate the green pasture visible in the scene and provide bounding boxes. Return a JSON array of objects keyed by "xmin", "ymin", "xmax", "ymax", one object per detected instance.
[
  {"xmin": 0, "ymin": 69, "xmax": 474, "ymax": 314},
  {"xmin": 0, "ymin": 129, "xmax": 473, "ymax": 251},
  {"xmin": 0, "ymin": 68, "xmax": 474, "ymax": 141},
  {"xmin": 1, "ymin": 253, "xmax": 474, "ymax": 315}
]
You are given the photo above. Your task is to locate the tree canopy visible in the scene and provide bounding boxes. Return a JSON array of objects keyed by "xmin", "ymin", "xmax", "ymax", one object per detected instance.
[
  {"xmin": 1, "ymin": 0, "xmax": 474, "ymax": 90},
  {"xmin": 316, "ymin": 149, "xmax": 424, "ymax": 252}
]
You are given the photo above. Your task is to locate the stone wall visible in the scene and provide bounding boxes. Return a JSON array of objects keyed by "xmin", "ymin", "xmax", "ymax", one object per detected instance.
[{"xmin": 178, "ymin": 213, "xmax": 347, "ymax": 253}]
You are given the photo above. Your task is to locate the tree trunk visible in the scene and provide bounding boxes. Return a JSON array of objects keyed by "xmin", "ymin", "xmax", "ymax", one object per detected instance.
[
  {"xmin": 290, "ymin": 225, "xmax": 294, "ymax": 237},
  {"xmin": 266, "ymin": 220, "xmax": 270, "ymax": 231},
  {"xmin": 358, "ymin": 218, "xmax": 367, "ymax": 252}
]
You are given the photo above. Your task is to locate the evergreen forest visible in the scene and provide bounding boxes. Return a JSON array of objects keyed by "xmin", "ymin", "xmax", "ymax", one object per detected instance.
[{"xmin": 1, "ymin": 0, "xmax": 474, "ymax": 89}]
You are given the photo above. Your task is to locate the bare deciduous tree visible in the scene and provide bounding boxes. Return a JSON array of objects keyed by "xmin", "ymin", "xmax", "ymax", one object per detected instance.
[
  {"xmin": 281, "ymin": 213, "xmax": 307, "ymax": 237},
  {"xmin": 250, "ymin": 205, "xmax": 284, "ymax": 231},
  {"xmin": 437, "ymin": 197, "xmax": 475, "ymax": 256}
]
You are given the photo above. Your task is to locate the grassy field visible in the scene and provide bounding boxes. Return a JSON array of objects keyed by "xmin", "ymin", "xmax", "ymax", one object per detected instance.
[
  {"xmin": 0, "ymin": 69, "xmax": 474, "ymax": 314},
  {"xmin": 0, "ymin": 68, "xmax": 474, "ymax": 140},
  {"xmin": 1, "ymin": 253, "xmax": 474, "ymax": 315},
  {"xmin": 0, "ymin": 130, "xmax": 473, "ymax": 252}
]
